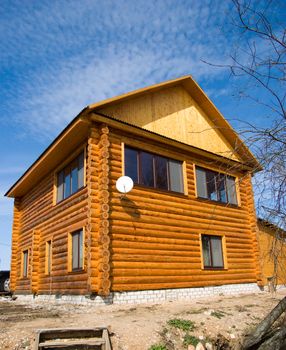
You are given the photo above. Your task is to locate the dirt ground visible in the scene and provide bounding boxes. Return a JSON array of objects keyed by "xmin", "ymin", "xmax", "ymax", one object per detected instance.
[{"xmin": 0, "ymin": 289, "xmax": 285, "ymax": 350}]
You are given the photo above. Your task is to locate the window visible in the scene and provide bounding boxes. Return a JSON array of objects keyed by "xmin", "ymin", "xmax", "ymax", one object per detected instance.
[
  {"xmin": 125, "ymin": 146, "xmax": 184, "ymax": 193},
  {"xmin": 56, "ymin": 151, "xmax": 85, "ymax": 203},
  {"xmin": 201, "ymin": 235, "xmax": 224, "ymax": 268},
  {"xmin": 45, "ymin": 240, "xmax": 52, "ymax": 275},
  {"xmin": 71, "ymin": 229, "xmax": 83, "ymax": 271},
  {"xmin": 22, "ymin": 250, "xmax": 29, "ymax": 277},
  {"xmin": 195, "ymin": 166, "xmax": 238, "ymax": 205}
]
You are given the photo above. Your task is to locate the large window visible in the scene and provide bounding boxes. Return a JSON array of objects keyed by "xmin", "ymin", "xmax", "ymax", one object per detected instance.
[
  {"xmin": 125, "ymin": 146, "xmax": 184, "ymax": 193},
  {"xmin": 195, "ymin": 166, "xmax": 238, "ymax": 205},
  {"xmin": 56, "ymin": 151, "xmax": 85, "ymax": 203},
  {"xmin": 71, "ymin": 229, "xmax": 83, "ymax": 271},
  {"xmin": 22, "ymin": 250, "xmax": 29, "ymax": 277},
  {"xmin": 201, "ymin": 235, "xmax": 224, "ymax": 269}
]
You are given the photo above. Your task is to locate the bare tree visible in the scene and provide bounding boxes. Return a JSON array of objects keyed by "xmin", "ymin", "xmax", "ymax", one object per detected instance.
[
  {"xmin": 223, "ymin": 0, "xmax": 286, "ymax": 226},
  {"xmin": 203, "ymin": 0, "xmax": 286, "ymax": 289},
  {"xmin": 211, "ymin": 1, "xmax": 286, "ymax": 347}
]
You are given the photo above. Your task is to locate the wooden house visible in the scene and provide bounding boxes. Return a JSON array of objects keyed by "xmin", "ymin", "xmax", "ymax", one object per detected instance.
[
  {"xmin": 5, "ymin": 76, "xmax": 263, "ymax": 301},
  {"xmin": 257, "ymin": 218, "xmax": 286, "ymax": 287}
]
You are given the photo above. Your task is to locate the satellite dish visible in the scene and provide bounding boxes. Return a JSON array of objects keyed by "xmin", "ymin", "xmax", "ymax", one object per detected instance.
[{"xmin": 116, "ymin": 176, "xmax": 134, "ymax": 194}]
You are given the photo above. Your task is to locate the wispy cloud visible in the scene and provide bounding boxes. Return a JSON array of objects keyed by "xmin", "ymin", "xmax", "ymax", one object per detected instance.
[
  {"xmin": 0, "ymin": 0, "xmax": 234, "ymax": 141},
  {"xmin": 0, "ymin": 167, "xmax": 26, "ymax": 175}
]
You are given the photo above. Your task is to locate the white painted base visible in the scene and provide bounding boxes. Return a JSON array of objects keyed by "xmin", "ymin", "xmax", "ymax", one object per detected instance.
[{"xmin": 15, "ymin": 283, "xmax": 262, "ymax": 305}]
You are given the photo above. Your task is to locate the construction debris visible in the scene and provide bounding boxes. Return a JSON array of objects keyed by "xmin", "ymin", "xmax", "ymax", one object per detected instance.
[{"xmin": 35, "ymin": 327, "xmax": 112, "ymax": 350}]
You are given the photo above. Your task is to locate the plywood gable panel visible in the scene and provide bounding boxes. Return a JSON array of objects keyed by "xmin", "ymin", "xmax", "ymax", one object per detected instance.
[{"xmin": 99, "ymin": 86, "xmax": 241, "ymax": 162}]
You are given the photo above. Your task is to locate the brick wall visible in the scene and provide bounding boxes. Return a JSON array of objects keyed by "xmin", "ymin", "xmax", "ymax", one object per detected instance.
[{"xmin": 16, "ymin": 283, "xmax": 262, "ymax": 305}]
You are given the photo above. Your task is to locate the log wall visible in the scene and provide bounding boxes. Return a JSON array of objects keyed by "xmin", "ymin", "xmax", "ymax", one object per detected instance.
[
  {"xmin": 86, "ymin": 126, "xmax": 100, "ymax": 293},
  {"xmin": 13, "ymin": 143, "xmax": 90, "ymax": 295},
  {"xmin": 108, "ymin": 128, "xmax": 261, "ymax": 291},
  {"xmin": 10, "ymin": 120, "xmax": 261, "ymax": 295},
  {"xmin": 258, "ymin": 223, "xmax": 286, "ymax": 286}
]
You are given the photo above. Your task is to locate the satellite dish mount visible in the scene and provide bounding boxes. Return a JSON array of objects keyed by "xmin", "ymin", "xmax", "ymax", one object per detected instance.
[{"xmin": 116, "ymin": 176, "xmax": 134, "ymax": 199}]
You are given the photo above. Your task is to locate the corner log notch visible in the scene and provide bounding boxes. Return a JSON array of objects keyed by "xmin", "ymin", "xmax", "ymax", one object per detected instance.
[
  {"xmin": 97, "ymin": 124, "xmax": 111, "ymax": 296},
  {"xmin": 243, "ymin": 172, "xmax": 263, "ymax": 286},
  {"xmin": 86, "ymin": 125, "xmax": 100, "ymax": 293},
  {"xmin": 31, "ymin": 229, "xmax": 40, "ymax": 294}
]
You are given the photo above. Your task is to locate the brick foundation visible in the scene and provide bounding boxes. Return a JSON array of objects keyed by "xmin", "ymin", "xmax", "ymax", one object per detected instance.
[{"xmin": 15, "ymin": 283, "xmax": 262, "ymax": 305}]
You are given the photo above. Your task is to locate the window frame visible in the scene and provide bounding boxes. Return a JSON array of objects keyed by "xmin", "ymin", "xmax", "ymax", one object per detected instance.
[
  {"xmin": 200, "ymin": 234, "xmax": 227, "ymax": 270},
  {"xmin": 54, "ymin": 146, "xmax": 86, "ymax": 205},
  {"xmin": 22, "ymin": 249, "xmax": 29, "ymax": 278},
  {"xmin": 124, "ymin": 145, "xmax": 185, "ymax": 194},
  {"xmin": 68, "ymin": 228, "xmax": 85, "ymax": 273},
  {"xmin": 195, "ymin": 165, "xmax": 239, "ymax": 206}
]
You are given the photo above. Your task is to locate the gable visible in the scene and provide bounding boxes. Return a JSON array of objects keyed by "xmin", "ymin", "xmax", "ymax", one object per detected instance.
[{"xmin": 98, "ymin": 85, "xmax": 241, "ymax": 162}]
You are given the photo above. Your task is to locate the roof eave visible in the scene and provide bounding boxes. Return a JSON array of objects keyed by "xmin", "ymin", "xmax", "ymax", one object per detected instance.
[
  {"xmin": 5, "ymin": 108, "xmax": 90, "ymax": 198},
  {"xmin": 90, "ymin": 112, "xmax": 258, "ymax": 172}
]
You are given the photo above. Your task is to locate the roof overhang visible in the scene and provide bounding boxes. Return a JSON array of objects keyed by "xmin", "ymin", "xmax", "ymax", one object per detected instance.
[
  {"xmin": 5, "ymin": 110, "xmax": 90, "ymax": 198},
  {"xmin": 90, "ymin": 111, "xmax": 255, "ymax": 172}
]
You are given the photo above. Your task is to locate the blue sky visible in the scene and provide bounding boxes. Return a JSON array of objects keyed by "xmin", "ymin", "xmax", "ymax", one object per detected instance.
[{"xmin": 0, "ymin": 0, "xmax": 284, "ymax": 269}]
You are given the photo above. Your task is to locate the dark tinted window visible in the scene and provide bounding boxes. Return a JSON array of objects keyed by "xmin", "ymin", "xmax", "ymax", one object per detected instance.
[
  {"xmin": 124, "ymin": 146, "xmax": 184, "ymax": 193},
  {"xmin": 217, "ymin": 174, "xmax": 227, "ymax": 203},
  {"xmin": 140, "ymin": 152, "xmax": 154, "ymax": 187},
  {"xmin": 71, "ymin": 162, "xmax": 78, "ymax": 195},
  {"xmin": 206, "ymin": 170, "xmax": 217, "ymax": 201},
  {"xmin": 155, "ymin": 156, "xmax": 168, "ymax": 190},
  {"xmin": 57, "ymin": 151, "xmax": 85, "ymax": 203},
  {"xmin": 125, "ymin": 147, "xmax": 138, "ymax": 183}
]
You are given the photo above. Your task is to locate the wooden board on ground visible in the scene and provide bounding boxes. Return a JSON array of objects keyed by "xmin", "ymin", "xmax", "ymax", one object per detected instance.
[{"xmin": 34, "ymin": 327, "xmax": 112, "ymax": 350}]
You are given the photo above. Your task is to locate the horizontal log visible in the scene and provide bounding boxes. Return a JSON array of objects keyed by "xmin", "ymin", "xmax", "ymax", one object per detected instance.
[
  {"xmin": 111, "ymin": 223, "xmax": 251, "ymax": 241},
  {"xmin": 21, "ymin": 195, "xmax": 88, "ymax": 231},
  {"xmin": 111, "ymin": 252, "xmax": 255, "ymax": 264},
  {"xmin": 111, "ymin": 267, "xmax": 256, "ymax": 277},
  {"xmin": 111, "ymin": 191, "xmax": 249, "ymax": 218},
  {"xmin": 111, "ymin": 214, "xmax": 251, "ymax": 234},
  {"xmin": 111, "ymin": 240, "xmax": 200, "ymax": 252},
  {"xmin": 112, "ymin": 260, "xmax": 201, "ymax": 269},
  {"xmin": 111, "ymin": 229, "xmax": 252, "ymax": 246},
  {"xmin": 112, "ymin": 277, "xmax": 256, "ymax": 291},
  {"xmin": 38, "ymin": 281, "xmax": 88, "ymax": 289},
  {"xmin": 112, "ymin": 272, "xmax": 256, "ymax": 284},
  {"xmin": 111, "ymin": 203, "xmax": 249, "ymax": 229},
  {"xmin": 46, "ymin": 274, "xmax": 88, "ymax": 282},
  {"xmin": 112, "ymin": 251, "xmax": 200, "ymax": 261}
]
